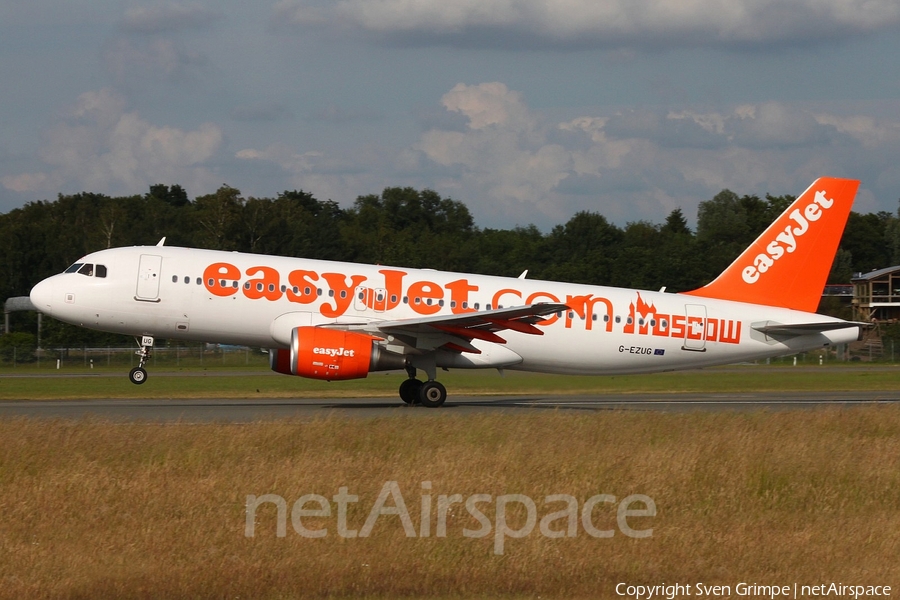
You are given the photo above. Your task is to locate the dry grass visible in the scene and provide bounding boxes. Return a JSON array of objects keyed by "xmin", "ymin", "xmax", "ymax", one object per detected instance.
[{"xmin": 1, "ymin": 408, "xmax": 899, "ymax": 599}]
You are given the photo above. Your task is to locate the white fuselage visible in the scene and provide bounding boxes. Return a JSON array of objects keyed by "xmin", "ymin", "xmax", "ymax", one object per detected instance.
[{"xmin": 29, "ymin": 246, "xmax": 858, "ymax": 375}]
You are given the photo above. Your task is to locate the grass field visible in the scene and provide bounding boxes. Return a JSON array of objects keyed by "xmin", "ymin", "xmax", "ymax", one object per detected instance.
[
  {"xmin": 1, "ymin": 367, "xmax": 898, "ymax": 598},
  {"xmin": 1, "ymin": 409, "xmax": 898, "ymax": 599},
  {"xmin": 2, "ymin": 363, "xmax": 900, "ymax": 400}
]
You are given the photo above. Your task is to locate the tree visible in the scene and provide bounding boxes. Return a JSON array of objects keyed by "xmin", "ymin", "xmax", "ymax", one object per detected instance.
[
  {"xmin": 341, "ymin": 188, "xmax": 477, "ymax": 271},
  {"xmin": 543, "ymin": 212, "xmax": 623, "ymax": 285},
  {"xmin": 192, "ymin": 186, "xmax": 243, "ymax": 250}
]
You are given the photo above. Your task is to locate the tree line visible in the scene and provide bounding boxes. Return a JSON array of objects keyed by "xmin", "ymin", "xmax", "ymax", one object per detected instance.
[{"xmin": 2, "ymin": 183, "xmax": 899, "ymax": 349}]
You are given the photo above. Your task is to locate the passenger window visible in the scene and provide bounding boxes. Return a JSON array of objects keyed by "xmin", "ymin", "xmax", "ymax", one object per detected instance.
[
  {"xmin": 172, "ymin": 275, "xmax": 178, "ymax": 283},
  {"xmin": 184, "ymin": 276, "xmax": 189, "ymax": 284},
  {"xmin": 96, "ymin": 265, "xmax": 107, "ymax": 278},
  {"xmin": 77, "ymin": 263, "xmax": 94, "ymax": 277},
  {"xmin": 65, "ymin": 263, "xmax": 84, "ymax": 274}
]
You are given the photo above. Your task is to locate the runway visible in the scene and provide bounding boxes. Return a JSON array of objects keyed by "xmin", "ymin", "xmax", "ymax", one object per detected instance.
[{"xmin": 1, "ymin": 390, "xmax": 898, "ymax": 421}]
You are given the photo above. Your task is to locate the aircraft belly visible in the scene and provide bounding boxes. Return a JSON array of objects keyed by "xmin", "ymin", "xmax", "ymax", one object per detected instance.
[{"xmin": 186, "ymin": 297, "xmax": 281, "ymax": 347}]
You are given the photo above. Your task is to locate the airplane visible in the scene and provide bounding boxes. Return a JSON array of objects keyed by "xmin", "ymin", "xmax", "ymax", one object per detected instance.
[{"xmin": 29, "ymin": 177, "xmax": 863, "ymax": 408}]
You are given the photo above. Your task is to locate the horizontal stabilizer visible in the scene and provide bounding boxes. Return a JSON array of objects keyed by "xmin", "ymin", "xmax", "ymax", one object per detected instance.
[{"xmin": 751, "ymin": 320, "xmax": 866, "ymax": 339}]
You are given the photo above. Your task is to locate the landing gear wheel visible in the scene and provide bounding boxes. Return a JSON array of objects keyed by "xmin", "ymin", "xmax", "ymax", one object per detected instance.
[
  {"xmin": 399, "ymin": 379, "xmax": 423, "ymax": 405},
  {"xmin": 129, "ymin": 367, "xmax": 148, "ymax": 385},
  {"xmin": 418, "ymin": 381, "xmax": 447, "ymax": 408},
  {"xmin": 131, "ymin": 335, "xmax": 154, "ymax": 385}
]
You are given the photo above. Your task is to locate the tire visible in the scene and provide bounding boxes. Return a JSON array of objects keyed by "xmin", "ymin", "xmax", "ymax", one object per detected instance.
[
  {"xmin": 418, "ymin": 381, "xmax": 447, "ymax": 408},
  {"xmin": 399, "ymin": 378, "xmax": 423, "ymax": 404},
  {"xmin": 129, "ymin": 367, "xmax": 148, "ymax": 385}
]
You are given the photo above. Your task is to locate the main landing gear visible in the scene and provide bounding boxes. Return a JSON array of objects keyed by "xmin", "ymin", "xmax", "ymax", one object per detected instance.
[
  {"xmin": 129, "ymin": 335, "xmax": 154, "ymax": 385},
  {"xmin": 399, "ymin": 365, "xmax": 447, "ymax": 408}
]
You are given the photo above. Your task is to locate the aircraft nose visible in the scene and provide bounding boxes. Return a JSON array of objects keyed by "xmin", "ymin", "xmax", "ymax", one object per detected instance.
[{"xmin": 30, "ymin": 277, "xmax": 55, "ymax": 314}]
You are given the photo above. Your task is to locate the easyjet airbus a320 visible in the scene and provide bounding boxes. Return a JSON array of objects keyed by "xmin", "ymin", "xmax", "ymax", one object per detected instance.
[{"xmin": 29, "ymin": 177, "xmax": 863, "ymax": 407}]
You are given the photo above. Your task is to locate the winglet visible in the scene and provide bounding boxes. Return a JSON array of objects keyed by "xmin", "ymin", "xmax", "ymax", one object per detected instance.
[{"xmin": 683, "ymin": 177, "xmax": 859, "ymax": 312}]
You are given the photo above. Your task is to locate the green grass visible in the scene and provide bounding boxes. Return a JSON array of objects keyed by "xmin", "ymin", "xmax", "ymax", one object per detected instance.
[{"xmin": 1, "ymin": 363, "xmax": 899, "ymax": 400}]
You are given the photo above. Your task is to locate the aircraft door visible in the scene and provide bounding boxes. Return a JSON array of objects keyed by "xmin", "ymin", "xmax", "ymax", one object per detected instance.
[
  {"xmin": 135, "ymin": 254, "xmax": 162, "ymax": 301},
  {"xmin": 682, "ymin": 304, "xmax": 707, "ymax": 351},
  {"xmin": 353, "ymin": 287, "xmax": 387, "ymax": 313}
]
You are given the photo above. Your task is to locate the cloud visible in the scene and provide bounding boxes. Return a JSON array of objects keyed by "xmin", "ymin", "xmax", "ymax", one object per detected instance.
[
  {"xmin": 104, "ymin": 37, "xmax": 212, "ymax": 84},
  {"xmin": 411, "ymin": 83, "xmax": 900, "ymax": 225},
  {"xmin": 272, "ymin": 0, "xmax": 900, "ymax": 50},
  {"xmin": 235, "ymin": 142, "xmax": 390, "ymax": 204},
  {"xmin": 1, "ymin": 89, "xmax": 224, "ymax": 197},
  {"xmin": 224, "ymin": 82, "xmax": 900, "ymax": 226},
  {"xmin": 231, "ymin": 103, "xmax": 294, "ymax": 122},
  {"xmin": 103, "ymin": 3, "xmax": 220, "ymax": 86},
  {"xmin": 308, "ymin": 105, "xmax": 384, "ymax": 125},
  {"xmin": 121, "ymin": 3, "xmax": 224, "ymax": 34}
]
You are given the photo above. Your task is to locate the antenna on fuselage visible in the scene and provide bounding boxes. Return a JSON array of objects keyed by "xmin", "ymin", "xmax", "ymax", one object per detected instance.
[{"xmin": 156, "ymin": 237, "xmax": 166, "ymax": 247}]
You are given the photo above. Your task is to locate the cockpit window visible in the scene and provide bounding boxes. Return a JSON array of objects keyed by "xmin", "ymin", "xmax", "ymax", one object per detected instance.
[
  {"xmin": 95, "ymin": 264, "xmax": 107, "ymax": 278},
  {"xmin": 64, "ymin": 263, "xmax": 84, "ymax": 274},
  {"xmin": 77, "ymin": 263, "xmax": 94, "ymax": 277}
]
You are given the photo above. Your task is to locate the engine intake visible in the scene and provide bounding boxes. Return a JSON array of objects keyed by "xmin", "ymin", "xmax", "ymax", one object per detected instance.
[{"xmin": 269, "ymin": 326, "xmax": 405, "ymax": 380}]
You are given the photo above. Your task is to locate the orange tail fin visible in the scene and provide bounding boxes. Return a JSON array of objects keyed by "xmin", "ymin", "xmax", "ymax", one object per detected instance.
[{"xmin": 683, "ymin": 177, "xmax": 859, "ymax": 312}]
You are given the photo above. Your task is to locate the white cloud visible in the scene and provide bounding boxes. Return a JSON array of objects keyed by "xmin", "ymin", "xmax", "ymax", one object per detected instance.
[
  {"xmin": 103, "ymin": 36, "xmax": 211, "ymax": 85},
  {"xmin": 235, "ymin": 142, "xmax": 392, "ymax": 205},
  {"xmin": 1, "ymin": 89, "xmax": 223, "ymax": 197},
  {"xmin": 221, "ymin": 82, "xmax": 900, "ymax": 226},
  {"xmin": 273, "ymin": 0, "xmax": 900, "ymax": 49},
  {"xmin": 121, "ymin": 3, "xmax": 224, "ymax": 34},
  {"xmin": 411, "ymin": 83, "xmax": 900, "ymax": 224}
]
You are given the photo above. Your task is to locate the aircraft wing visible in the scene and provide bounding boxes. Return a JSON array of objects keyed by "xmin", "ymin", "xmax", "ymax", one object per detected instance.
[
  {"xmin": 328, "ymin": 303, "xmax": 569, "ymax": 353},
  {"xmin": 751, "ymin": 320, "xmax": 867, "ymax": 340}
]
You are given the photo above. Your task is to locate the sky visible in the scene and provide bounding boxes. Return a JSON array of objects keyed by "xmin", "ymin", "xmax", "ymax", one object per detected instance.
[{"xmin": 2, "ymin": 0, "xmax": 900, "ymax": 230}]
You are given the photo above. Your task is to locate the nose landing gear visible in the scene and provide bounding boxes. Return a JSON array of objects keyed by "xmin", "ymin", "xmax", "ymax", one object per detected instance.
[{"xmin": 129, "ymin": 335, "xmax": 154, "ymax": 385}]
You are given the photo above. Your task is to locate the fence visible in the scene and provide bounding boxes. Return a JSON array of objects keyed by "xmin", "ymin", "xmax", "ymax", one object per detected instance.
[{"xmin": 0, "ymin": 345, "xmax": 271, "ymax": 370}]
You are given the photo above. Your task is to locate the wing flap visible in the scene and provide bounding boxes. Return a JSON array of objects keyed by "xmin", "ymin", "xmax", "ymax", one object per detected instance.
[{"xmin": 329, "ymin": 302, "xmax": 568, "ymax": 352}]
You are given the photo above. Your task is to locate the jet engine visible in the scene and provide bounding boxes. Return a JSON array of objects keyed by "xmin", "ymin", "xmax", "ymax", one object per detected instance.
[{"xmin": 269, "ymin": 326, "xmax": 405, "ymax": 380}]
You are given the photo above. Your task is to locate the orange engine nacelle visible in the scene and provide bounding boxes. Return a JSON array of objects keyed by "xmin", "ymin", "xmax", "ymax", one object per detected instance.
[{"xmin": 269, "ymin": 327, "xmax": 404, "ymax": 381}]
